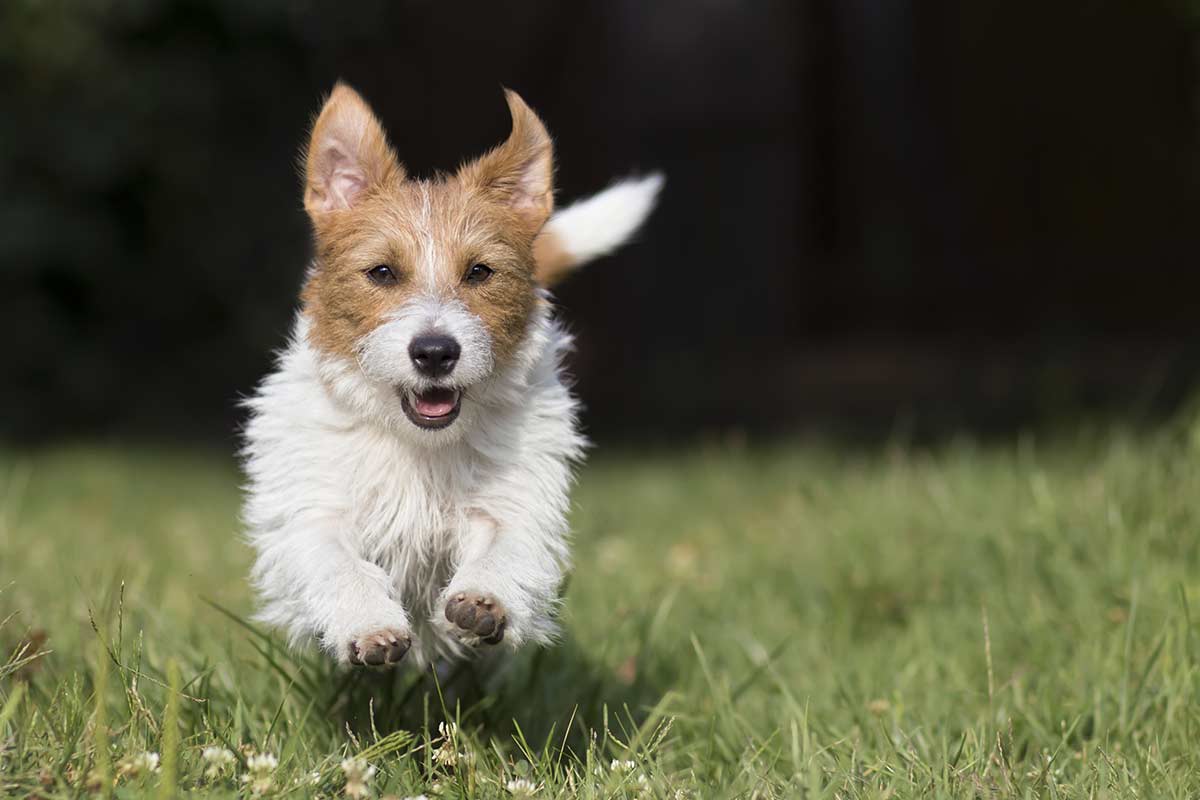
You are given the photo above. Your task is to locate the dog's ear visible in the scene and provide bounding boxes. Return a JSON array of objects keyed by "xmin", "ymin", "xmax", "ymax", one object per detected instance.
[
  {"xmin": 459, "ymin": 89, "xmax": 555, "ymax": 234},
  {"xmin": 303, "ymin": 83, "xmax": 405, "ymax": 220}
]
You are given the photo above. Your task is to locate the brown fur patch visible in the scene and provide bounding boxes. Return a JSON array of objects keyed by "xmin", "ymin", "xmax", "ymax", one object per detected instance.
[{"xmin": 300, "ymin": 86, "xmax": 555, "ymax": 368}]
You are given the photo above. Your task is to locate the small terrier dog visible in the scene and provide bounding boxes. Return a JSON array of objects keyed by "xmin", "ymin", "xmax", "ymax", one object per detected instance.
[{"xmin": 242, "ymin": 84, "xmax": 661, "ymax": 668}]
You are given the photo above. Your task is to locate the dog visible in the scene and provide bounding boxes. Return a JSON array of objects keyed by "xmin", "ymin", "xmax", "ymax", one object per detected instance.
[{"xmin": 241, "ymin": 83, "xmax": 661, "ymax": 668}]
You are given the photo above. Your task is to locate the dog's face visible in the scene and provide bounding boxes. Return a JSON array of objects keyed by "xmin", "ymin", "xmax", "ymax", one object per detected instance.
[{"xmin": 300, "ymin": 85, "xmax": 553, "ymax": 439}]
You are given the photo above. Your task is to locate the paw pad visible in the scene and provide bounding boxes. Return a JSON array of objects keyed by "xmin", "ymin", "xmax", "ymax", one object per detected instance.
[
  {"xmin": 348, "ymin": 629, "xmax": 411, "ymax": 667},
  {"xmin": 444, "ymin": 592, "xmax": 507, "ymax": 645}
]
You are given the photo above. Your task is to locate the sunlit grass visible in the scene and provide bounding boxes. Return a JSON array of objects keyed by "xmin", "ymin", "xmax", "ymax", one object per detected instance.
[{"xmin": 3, "ymin": 418, "xmax": 1200, "ymax": 797}]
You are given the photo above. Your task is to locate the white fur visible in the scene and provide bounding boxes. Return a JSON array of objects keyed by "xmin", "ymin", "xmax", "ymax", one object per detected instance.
[
  {"xmin": 242, "ymin": 179, "xmax": 660, "ymax": 668},
  {"xmin": 358, "ymin": 296, "xmax": 495, "ymax": 393},
  {"xmin": 543, "ymin": 173, "xmax": 664, "ymax": 266},
  {"xmin": 243, "ymin": 300, "xmax": 583, "ymax": 666}
]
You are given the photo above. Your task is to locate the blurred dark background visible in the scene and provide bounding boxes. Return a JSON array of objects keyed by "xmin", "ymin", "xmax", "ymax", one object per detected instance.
[{"xmin": 2, "ymin": 0, "xmax": 1198, "ymax": 444}]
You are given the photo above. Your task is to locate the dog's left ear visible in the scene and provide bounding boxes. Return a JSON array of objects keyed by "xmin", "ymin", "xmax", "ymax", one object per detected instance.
[{"xmin": 459, "ymin": 89, "xmax": 555, "ymax": 234}]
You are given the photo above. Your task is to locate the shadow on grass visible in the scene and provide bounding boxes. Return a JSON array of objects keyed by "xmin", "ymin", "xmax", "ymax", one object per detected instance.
[
  {"xmin": 336, "ymin": 631, "xmax": 672, "ymax": 753},
  {"xmin": 207, "ymin": 600, "xmax": 672, "ymax": 755}
]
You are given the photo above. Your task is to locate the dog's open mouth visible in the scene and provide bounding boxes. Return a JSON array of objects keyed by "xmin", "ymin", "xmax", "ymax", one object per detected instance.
[{"xmin": 401, "ymin": 387, "xmax": 462, "ymax": 430}]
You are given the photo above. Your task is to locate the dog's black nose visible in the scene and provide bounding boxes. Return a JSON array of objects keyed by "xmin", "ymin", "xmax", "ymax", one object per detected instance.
[{"xmin": 409, "ymin": 334, "xmax": 461, "ymax": 377}]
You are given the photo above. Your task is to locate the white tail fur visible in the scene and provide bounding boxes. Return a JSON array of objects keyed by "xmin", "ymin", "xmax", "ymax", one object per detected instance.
[{"xmin": 533, "ymin": 172, "xmax": 664, "ymax": 286}]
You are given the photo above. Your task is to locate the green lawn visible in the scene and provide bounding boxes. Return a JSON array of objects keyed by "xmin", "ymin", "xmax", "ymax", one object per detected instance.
[{"xmin": 3, "ymin": 421, "xmax": 1200, "ymax": 797}]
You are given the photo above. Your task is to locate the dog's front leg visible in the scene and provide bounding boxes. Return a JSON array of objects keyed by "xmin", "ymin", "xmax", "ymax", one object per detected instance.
[
  {"xmin": 436, "ymin": 511, "xmax": 566, "ymax": 651},
  {"xmin": 253, "ymin": 523, "xmax": 412, "ymax": 667}
]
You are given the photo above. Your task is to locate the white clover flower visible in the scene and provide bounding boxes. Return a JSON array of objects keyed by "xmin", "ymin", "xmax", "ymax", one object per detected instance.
[
  {"xmin": 610, "ymin": 759, "xmax": 636, "ymax": 773},
  {"xmin": 341, "ymin": 757, "xmax": 376, "ymax": 799},
  {"xmin": 433, "ymin": 722, "xmax": 459, "ymax": 767},
  {"xmin": 117, "ymin": 751, "xmax": 161, "ymax": 779},
  {"xmin": 295, "ymin": 771, "xmax": 323, "ymax": 787},
  {"xmin": 401, "ymin": 795, "xmax": 430, "ymax": 800},
  {"xmin": 202, "ymin": 746, "xmax": 231, "ymax": 761},
  {"xmin": 506, "ymin": 778, "xmax": 539, "ymax": 796},
  {"xmin": 433, "ymin": 742, "xmax": 458, "ymax": 767},
  {"xmin": 432, "ymin": 722, "xmax": 469, "ymax": 768},
  {"xmin": 201, "ymin": 747, "xmax": 236, "ymax": 780},
  {"xmin": 242, "ymin": 752, "xmax": 279, "ymax": 796},
  {"xmin": 246, "ymin": 752, "xmax": 279, "ymax": 772}
]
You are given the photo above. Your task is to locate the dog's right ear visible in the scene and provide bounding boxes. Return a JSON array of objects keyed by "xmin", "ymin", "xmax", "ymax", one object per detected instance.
[{"xmin": 303, "ymin": 83, "xmax": 405, "ymax": 221}]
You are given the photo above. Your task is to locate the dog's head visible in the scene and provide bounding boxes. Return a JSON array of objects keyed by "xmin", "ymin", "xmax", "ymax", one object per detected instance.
[{"xmin": 299, "ymin": 84, "xmax": 554, "ymax": 441}]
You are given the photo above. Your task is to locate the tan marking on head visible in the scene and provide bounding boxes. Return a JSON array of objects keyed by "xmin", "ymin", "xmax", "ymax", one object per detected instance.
[
  {"xmin": 300, "ymin": 86, "xmax": 555, "ymax": 368},
  {"xmin": 301, "ymin": 186, "xmax": 426, "ymax": 359}
]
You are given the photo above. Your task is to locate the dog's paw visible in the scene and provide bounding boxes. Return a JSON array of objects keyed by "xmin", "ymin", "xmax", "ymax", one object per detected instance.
[
  {"xmin": 347, "ymin": 628, "xmax": 411, "ymax": 667},
  {"xmin": 444, "ymin": 591, "xmax": 507, "ymax": 645}
]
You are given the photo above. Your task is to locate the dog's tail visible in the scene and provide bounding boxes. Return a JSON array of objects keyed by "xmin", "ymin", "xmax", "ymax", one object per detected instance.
[{"xmin": 534, "ymin": 172, "xmax": 664, "ymax": 287}]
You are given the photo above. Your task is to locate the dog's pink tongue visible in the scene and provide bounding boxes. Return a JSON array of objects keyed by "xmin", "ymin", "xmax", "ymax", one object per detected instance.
[{"xmin": 413, "ymin": 388, "xmax": 457, "ymax": 417}]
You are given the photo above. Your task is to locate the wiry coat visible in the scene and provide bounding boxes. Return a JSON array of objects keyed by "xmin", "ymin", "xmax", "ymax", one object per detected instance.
[{"xmin": 241, "ymin": 84, "xmax": 661, "ymax": 667}]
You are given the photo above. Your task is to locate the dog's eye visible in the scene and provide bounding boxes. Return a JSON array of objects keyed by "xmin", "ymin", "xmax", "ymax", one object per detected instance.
[
  {"xmin": 464, "ymin": 263, "xmax": 493, "ymax": 285},
  {"xmin": 366, "ymin": 265, "xmax": 398, "ymax": 286}
]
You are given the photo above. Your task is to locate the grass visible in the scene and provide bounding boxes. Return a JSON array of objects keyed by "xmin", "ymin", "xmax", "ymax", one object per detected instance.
[{"xmin": 3, "ymin": 417, "xmax": 1200, "ymax": 797}]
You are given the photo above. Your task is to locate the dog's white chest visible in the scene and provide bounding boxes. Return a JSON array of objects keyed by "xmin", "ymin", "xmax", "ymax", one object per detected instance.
[
  {"xmin": 243, "ymin": 309, "xmax": 587, "ymax": 663},
  {"xmin": 337, "ymin": 429, "xmax": 474, "ymax": 567}
]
